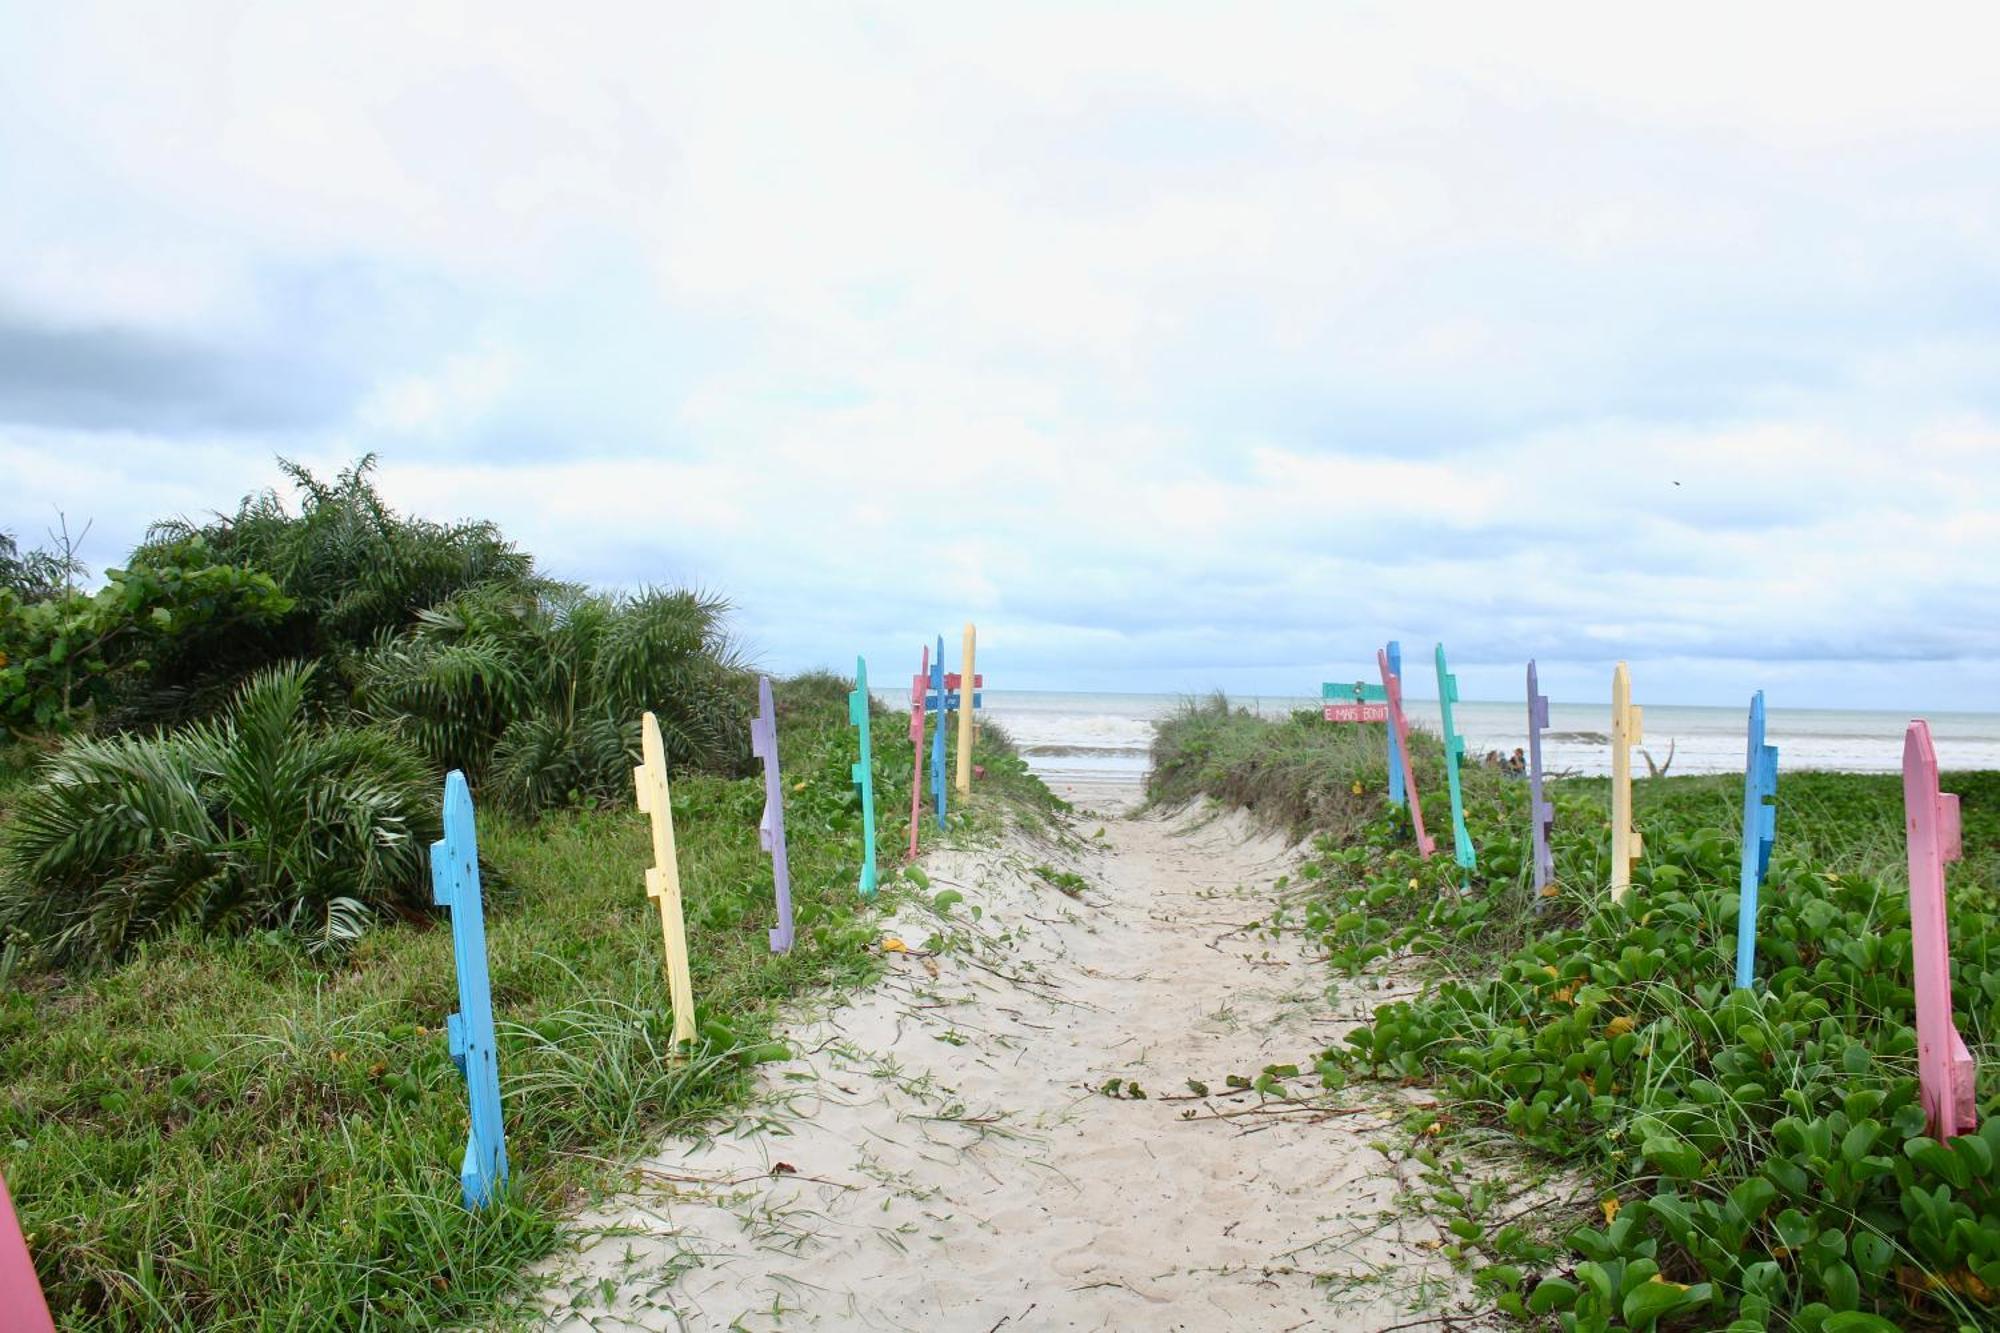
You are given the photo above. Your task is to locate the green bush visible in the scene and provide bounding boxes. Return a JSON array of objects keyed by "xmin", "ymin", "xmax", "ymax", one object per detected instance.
[{"xmin": 0, "ymin": 663, "xmax": 436, "ymax": 964}]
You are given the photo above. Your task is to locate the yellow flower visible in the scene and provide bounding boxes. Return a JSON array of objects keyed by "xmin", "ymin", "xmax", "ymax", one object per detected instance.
[
  {"xmin": 1605, "ymin": 1015, "xmax": 1636, "ymax": 1038},
  {"xmin": 1407, "ymin": 877, "xmax": 1420, "ymax": 890},
  {"xmin": 1601, "ymin": 1197, "xmax": 1620, "ymax": 1224},
  {"xmin": 880, "ymin": 936, "xmax": 908, "ymax": 953},
  {"xmin": 1351, "ymin": 781, "xmax": 1365, "ymax": 795},
  {"xmin": 1539, "ymin": 882, "xmax": 1559, "ymax": 898}
]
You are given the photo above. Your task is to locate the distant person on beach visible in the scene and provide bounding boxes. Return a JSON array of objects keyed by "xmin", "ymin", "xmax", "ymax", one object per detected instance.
[{"xmin": 1509, "ymin": 747, "xmax": 1527, "ymax": 776}]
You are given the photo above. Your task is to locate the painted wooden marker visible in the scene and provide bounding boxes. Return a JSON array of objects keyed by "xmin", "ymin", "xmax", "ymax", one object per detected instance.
[
  {"xmin": 1903, "ymin": 719, "xmax": 1977, "ymax": 1140},
  {"xmin": 635, "ymin": 712, "xmax": 698, "ymax": 1049},
  {"xmin": 955, "ymin": 623, "xmax": 978, "ymax": 796},
  {"xmin": 928, "ymin": 636, "xmax": 950, "ymax": 830},
  {"xmin": 907, "ymin": 643, "xmax": 930, "ymax": 860},
  {"xmin": 1609, "ymin": 662, "xmax": 1644, "ymax": 902},
  {"xmin": 1733, "ymin": 691, "xmax": 1778, "ymax": 990},
  {"xmin": 1386, "ymin": 640, "xmax": 1406, "ymax": 808},
  {"xmin": 850, "ymin": 657, "xmax": 878, "ymax": 896},
  {"xmin": 431, "ymin": 771, "xmax": 510, "ymax": 1210},
  {"xmin": 752, "ymin": 676, "xmax": 795, "ymax": 953},
  {"xmin": 1527, "ymin": 660, "xmax": 1555, "ymax": 897},
  {"xmin": 1434, "ymin": 643, "xmax": 1477, "ymax": 876},
  {"xmin": 1378, "ymin": 646, "xmax": 1436, "ymax": 859},
  {"xmin": 1320, "ymin": 675, "xmax": 1389, "ymax": 724},
  {"xmin": 0, "ymin": 1170, "xmax": 54, "ymax": 1333}
]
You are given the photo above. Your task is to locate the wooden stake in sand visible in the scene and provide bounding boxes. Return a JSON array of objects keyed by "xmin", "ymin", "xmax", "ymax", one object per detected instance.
[
  {"xmin": 1385, "ymin": 639, "xmax": 1406, "ymax": 808},
  {"xmin": 1527, "ymin": 660, "xmax": 1555, "ymax": 898},
  {"xmin": 431, "ymin": 771, "xmax": 510, "ymax": 1209},
  {"xmin": 752, "ymin": 676, "xmax": 795, "ymax": 953},
  {"xmin": 1433, "ymin": 643, "xmax": 1477, "ymax": 877},
  {"xmin": 955, "ymin": 623, "xmax": 978, "ymax": 795},
  {"xmin": 1377, "ymin": 645, "xmax": 1436, "ymax": 859},
  {"xmin": 850, "ymin": 657, "xmax": 879, "ymax": 896},
  {"xmin": 0, "ymin": 1169, "xmax": 54, "ymax": 1333},
  {"xmin": 1733, "ymin": 691, "xmax": 1778, "ymax": 990},
  {"xmin": 635, "ymin": 712, "xmax": 698, "ymax": 1048},
  {"xmin": 1609, "ymin": 662, "xmax": 1644, "ymax": 902},
  {"xmin": 907, "ymin": 643, "xmax": 930, "ymax": 860},
  {"xmin": 928, "ymin": 636, "xmax": 951, "ymax": 829},
  {"xmin": 1903, "ymin": 719, "xmax": 1977, "ymax": 1139}
]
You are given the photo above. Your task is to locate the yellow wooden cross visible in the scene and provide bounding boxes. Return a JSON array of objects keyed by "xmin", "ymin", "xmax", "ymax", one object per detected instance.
[
  {"xmin": 955, "ymin": 622, "xmax": 978, "ymax": 796},
  {"xmin": 634, "ymin": 711, "xmax": 697, "ymax": 1049},
  {"xmin": 1610, "ymin": 662, "xmax": 1644, "ymax": 902}
]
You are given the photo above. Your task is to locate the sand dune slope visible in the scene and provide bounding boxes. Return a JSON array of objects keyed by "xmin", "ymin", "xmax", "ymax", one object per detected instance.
[{"xmin": 537, "ymin": 805, "xmax": 1503, "ymax": 1331}]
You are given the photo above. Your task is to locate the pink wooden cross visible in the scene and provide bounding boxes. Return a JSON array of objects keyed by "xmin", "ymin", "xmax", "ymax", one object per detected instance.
[
  {"xmin": 1378, "ymin": 647, "xmax": 1436, "ymax": 859},
  {"xmin": 0, "ymin": 1169, "xmax": 54, "ymax": 1332},
  {"xmin": 908, "ymin": 643, "xmax": 929, "ymax": 861},
  {"xmin": 1903, "ymin": 719, "xmax": 1977, "ymax": 1140}
]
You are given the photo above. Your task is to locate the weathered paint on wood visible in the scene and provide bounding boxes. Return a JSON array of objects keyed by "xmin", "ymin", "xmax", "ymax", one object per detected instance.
[
  {"xmin": 0, "ymin": 1170, "xmax": 54, "ymax": 1333},
  {"xmin": 1434, "ymin": 643, "xmax": 1477, "ymax": 875},
  {"xmin": 955, "ymin": 623, "xmax": 978, "ymax": 795},
  {"xmin": 1733, "ymin": 691, "xmax": 1778, "ymax": 990},
  {"xmin": 928, "ymin": 636, "xmax": 949, "ymax": 829},
  {"xmin": 1386, "ymin": 640, "xmax": 1406, "ymax": 808},
  {"xmin": 753, "ymin": 676, "xmax": 795, "ymax": 953},
  {"xmin": 1904, "ymin": 719, "xmax": 1978, "ymax": 1139},
  {"xmin": 1322, "ymin": 703, "xmax": 1389, "ymax": 723},
  {"xmin": 431, "ymin": 771, "xmax": 510, "ymax": 1210},
  {"xmin": 1378, "ymin": 646, "xmax": 1436, "ymax": 859},
  {"xmin": 907, "ymin": 643, "xmax": 929, "ymax": 861},
  {"xmin": 850, "ymin": 657, "xmax": 879, "ymax": 896},
  {"xmin": 1527, "ymin": 660, "xmax": 1555, "ymax": 896},
  {"xmin": 635, "ymin": 713, "xmax": 699, "ymax": 1048},
  {"xmin": 1609, "ymin": 663, "xmax": 1644, "ymax": 902},
  {"xmin": 1320, "ymin": 674, "xmax": 1388, "ymax": 725}
]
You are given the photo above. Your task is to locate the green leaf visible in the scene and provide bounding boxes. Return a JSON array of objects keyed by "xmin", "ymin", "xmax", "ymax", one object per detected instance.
[
  {"xmin": 1527, "ymin": 1277, "xmax": 1579, "ymax": 1313},
  {"xmin": 1622, "ymin": 1278, "xmax": 1706, "ymax": 1327},
  {"xmin": 1822, "ymin": 1315, "xmax": 1901, "ymax": 1333}
]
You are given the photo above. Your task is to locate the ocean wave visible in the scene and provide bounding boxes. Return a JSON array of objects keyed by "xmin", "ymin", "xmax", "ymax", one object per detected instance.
[
  {"xmin": 1546, "ymin": 730, "xmax": 1611, "ymax": 744},
  {"xmin": 1022, "ymin": 743, "xmax": 1154, "ymax": 758}
]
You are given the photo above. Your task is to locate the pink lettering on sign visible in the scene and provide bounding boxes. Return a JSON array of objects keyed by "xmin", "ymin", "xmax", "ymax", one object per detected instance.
[
  {"xmin": 1903, "ymin": 719, "xmax": 1977, "ymax": 1140},
  {"xmin": 1323, "ymin": 703, "xmax": 1389, "ymax": 724},
  {"xmin": 1378, "ymin": 647, "xmax": 1436, "ymax": 860}
]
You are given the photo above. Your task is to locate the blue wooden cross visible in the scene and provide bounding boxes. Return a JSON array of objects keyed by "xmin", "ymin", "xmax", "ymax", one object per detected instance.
[
  {"xmin": 1386, "ymin": 641, "xmax": 1406, "ymax": 807},
  {"xmin": 1733, "ymin": 691, "xmax": 1779, "ymax": 990},
  {"xmin": 1434, "ymin": 643, "xmax": 1477, "ymax": 876},
  {"xmin": 1527, "ymin": 659, "xmax": 1554, "ymax": 896},
  {"xmin": 431, "ymin": 771, "xmax": 509, "ymax": 1210},
  {"xmin": 850, "ymin": 657, "xmax": 878, "ymax": 896},
  {"xmin": 922, "ymin": 634, "xmax": 983, "ymax": 829}
]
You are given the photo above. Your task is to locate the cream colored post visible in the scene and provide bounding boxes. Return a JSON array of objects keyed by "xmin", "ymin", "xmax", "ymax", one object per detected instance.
[
  {"xmin": 634, "ymin": 712, "xmax": 698, "ymax": 1049},
  {"xmin": 1610, "ymin": 663, "xmax": 1644, "ymax": 902},
  {"xmin": 955, "ymin": 622, "xmax": 977, "ymax": 795}
]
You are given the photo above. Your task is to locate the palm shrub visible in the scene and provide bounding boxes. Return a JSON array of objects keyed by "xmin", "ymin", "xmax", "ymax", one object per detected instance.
[
  {"xmin": 0, "ymin": 663, "xmax": 437, "ymax": 964},
  {"xmin": 359, "ymin": 583, "xmax": 749, "ymax": 812}
]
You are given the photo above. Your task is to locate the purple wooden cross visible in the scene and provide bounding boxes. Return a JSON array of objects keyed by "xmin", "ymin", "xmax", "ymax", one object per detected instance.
[
  {"xmin": 1903, "ymin": 719, "xmax": 1976, "ymax": 1140},
  {"xmin": 907, "ymin": 643, "xmax": 928, "ymax": 861},
  {"xmin": 1378, "ymin": 646, "xmax": 1436, "ymax": 860},
  {"xmin": 752, "ymin": 675, "xmax": 794, "ymax": 953},
  {"xmin": 1527, "ymin": 660, "xmax": 1554, "ymax": 896}
]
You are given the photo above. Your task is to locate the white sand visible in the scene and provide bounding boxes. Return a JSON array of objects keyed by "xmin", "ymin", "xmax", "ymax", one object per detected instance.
[{"xmin": 537, "ymin": 805, "xmax": 1506, "ymax": 1331}]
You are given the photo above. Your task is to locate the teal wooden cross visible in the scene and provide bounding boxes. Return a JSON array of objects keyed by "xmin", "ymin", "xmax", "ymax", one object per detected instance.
[
  {"xmin": 431, "ymin": 771, "xmax": 509, "ymax": 1209},
  {"xmin": 849, "ymin": 657, "xmax": 878, "ymax": 896},
  {"xmin": 1434, "ymin": 643, "xmax": 1477, "ymax": 876}
]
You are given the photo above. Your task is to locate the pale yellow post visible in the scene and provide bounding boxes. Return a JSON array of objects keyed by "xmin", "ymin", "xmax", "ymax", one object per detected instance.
[
  {"xmin": 1609, "ymin": 662, "xmax": 1644, "ymax": 902},
  {"xmin": 634, "ymin": 711, "xmax": 698, "ymax": 1049},
  {"xmin": 955, "ymin": 622, "xmax": 977, "ymax": 795}
]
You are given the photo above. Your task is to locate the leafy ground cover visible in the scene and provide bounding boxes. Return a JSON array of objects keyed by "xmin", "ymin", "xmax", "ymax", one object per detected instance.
[
  {"xmin": 1, "ymin": 679, "xmax": 1057, "ymax": 1330},
  {"xmin": 1149, "ymin": 698, "xmax": 1999, "ymax": 1331}
]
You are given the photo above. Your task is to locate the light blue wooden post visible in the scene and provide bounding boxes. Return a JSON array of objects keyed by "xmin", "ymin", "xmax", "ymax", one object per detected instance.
[
  {"xmin": 1386, "ymin": 640, "xmax": 1406, "ymax": 807},
  {"xmin": 1527, "ymin": 659, "xmax": 1554, "ymax": 895},
  {"xmin": 1434, "ymin": 643, "xmax": 1477, "ymax": 876},
  {"xmin": 850, "ymin": 657, "xmax": 878, "ymax": 896},
  {"xmin": 927, "ymin": 636, "xmax": 950, "ymax": 829},
  {"xmin": 1734, "ymin": 691, "xmax": 1779, "ymax": 990},
  {"xmin": 753, "ymin": 676, "xmax": 795, "ymax": 952},
  {"xmin": 431, "ymin": 771, "xmax": 509, "ymax": 1210}
]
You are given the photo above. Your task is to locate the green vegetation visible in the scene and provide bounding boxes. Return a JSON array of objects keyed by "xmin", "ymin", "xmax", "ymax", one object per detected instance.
[{"xmin": 1149, "ymin": 699, "xmax": 2000, "ymax": 1331}]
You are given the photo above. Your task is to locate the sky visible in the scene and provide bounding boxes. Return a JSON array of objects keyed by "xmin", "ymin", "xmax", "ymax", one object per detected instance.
[{"xmin": 4, "ymin": 2, "xmax": 2000, "ymax": 709}]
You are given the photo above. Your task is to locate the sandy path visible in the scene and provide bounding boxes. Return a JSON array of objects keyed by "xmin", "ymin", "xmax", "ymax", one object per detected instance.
[{"xmin": 538, "ymin": 807, "xmax": 1497, "ymax": 1331}]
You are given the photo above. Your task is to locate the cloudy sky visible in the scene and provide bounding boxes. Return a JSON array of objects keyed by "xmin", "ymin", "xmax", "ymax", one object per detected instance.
[{"xmin": 4, "ymin": 3, "xmax": 1999, "ymax": 708}]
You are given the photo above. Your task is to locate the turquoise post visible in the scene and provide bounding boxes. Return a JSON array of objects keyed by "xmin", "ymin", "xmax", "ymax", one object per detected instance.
[
  {"xmin": 1734, "ymin": 692, "xmax": 1779, "ymax": 989},
  {"xmin": 431, "ymin": 771, "xmax": 509, "ymax": 1209},
  {"xmin": 1386, "ymin": 640, "xmax": 1406, "ymax": 807},
  {"xmin": 1434, "ymin": 643, "xmax": 1477, "ymax": 876},
  {"xmin": 849, "ymin": 657, "xmax": 878, "ymax": 895}
]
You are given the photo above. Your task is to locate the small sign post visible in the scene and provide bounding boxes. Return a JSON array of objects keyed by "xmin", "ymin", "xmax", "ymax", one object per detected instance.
[
  {"xmin": 1434, "ymin": 643, "xmax": 1477, "ymax": 876},
  {"xmin": 1610, "ymin": 663, "xmax": 1644, "ymax": 902},
  {"xmin": 431, "ymin": 771, "xmax": 510, "ymax": 1209},
  {"xmin": 752, "ymin": 676, "xmax": 795, "ymax": 953},
  {"xmin": 1903, "ymin": 719, "xmax": 1977, "ymax": 1140},
  {"xmin": 1320, "ymin": 675, "xmax": 1388, "ymax": 725},
  {"xmin": 1527, "ymin": 660, "xmax": 1555, "ymax": 897},
  {"xmin": 635, "ymin": 713, "xmax": 699, "ymax": 1049},
  {"xmin": 1378, "ymin": 645, "xmax": 1436, "ymax": 859},
  {"xmin": 1733, "ymin": 691, "xmax": 1778, "ymax": 990},
  {"xmin": 850, "ymin": 657, "xmax": 878, "ymax": 896}
]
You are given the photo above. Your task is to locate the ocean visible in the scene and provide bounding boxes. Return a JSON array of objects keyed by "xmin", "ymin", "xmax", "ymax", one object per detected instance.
[{"xmin": 944, "ymin": 690, "xmax": 2000, "ymax": 812}]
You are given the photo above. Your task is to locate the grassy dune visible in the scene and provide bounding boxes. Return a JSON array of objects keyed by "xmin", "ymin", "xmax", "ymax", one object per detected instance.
[{"xmin": 1149, "ymin": 697, "xmax": 1999, "ymax": 1332}]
